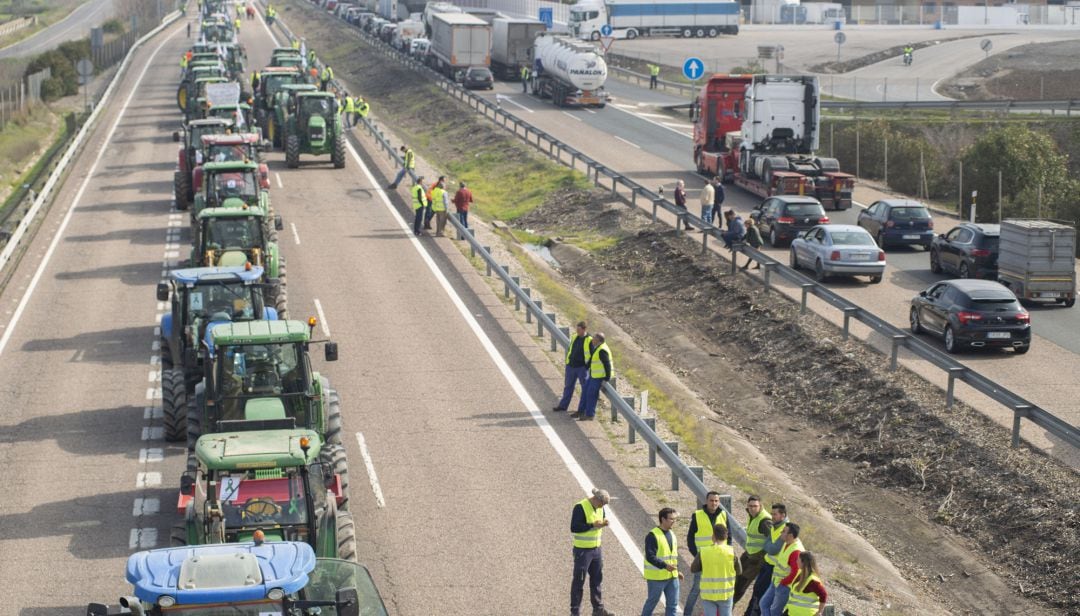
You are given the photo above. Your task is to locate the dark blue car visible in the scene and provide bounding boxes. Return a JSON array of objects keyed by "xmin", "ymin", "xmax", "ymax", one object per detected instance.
[{"xmin": 857, "ymin": 199, "xmax": 934, "ymax": 249}]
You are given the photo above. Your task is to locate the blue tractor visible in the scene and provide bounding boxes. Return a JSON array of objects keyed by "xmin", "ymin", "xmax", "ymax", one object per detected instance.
[
  {"xmin": 157, "ymin": 266, "xmax": 279, "ymax": 442},
  {"xmin": 86, "ymin": 541, "xmax": 388, "ymax": 615}
]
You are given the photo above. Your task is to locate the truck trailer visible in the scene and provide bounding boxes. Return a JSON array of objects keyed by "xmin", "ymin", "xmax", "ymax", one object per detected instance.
[
  {"xmin": 529, "ymin": 33, "xmax": 609, "ymax": 107},
  {"xmin": 692, "ymin": 74, "xmax": 854, "ymax": 210},
  {"xmin": 428, "ymin": 12, "xmax": 492, "ymax": 79},
  {"xmin": 491, "ymin": 17, "xmax": 547, "ymax": 80},
  {"xmin": 569, "ymin": 0, "xmax": 740, "ymax": 40},
  {"xmin": 997, "ymin": 219, "xmax": 1076, "ymax": 307}
]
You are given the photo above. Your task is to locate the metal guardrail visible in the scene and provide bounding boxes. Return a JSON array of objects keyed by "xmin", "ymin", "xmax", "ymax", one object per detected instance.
[{"xmin": 330, "ymin": 18, "xmax": 1079, "ymax": 454}]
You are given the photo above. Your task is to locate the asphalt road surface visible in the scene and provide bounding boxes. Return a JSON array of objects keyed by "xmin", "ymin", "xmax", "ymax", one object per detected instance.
[
  {"xmin": 0, "ymin": 0, "xmax": 116, "ymax": 60},
  {"xmin": 0, "ymin": 13, "xmax": 686, "ymax": 615}
]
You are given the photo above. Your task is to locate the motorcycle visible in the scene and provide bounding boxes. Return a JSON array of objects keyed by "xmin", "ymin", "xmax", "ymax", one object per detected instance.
[{"xmin": 903, "ymin": 51, "xmax": 913, "ymax": 66}]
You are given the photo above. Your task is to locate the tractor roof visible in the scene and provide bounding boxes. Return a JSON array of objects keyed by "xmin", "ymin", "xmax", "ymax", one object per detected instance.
[
  {"xmin": 170, "ymin": 265, "xmax": 264, "ymax": 286},
  {"xmin": 211, "ymin": 319, "xmax": 312, "ymax": 345},
  {"xmin": 203, "ymin": 160, "xmax": 259, "ymax": 171},
  {"xmin": 125, "ymin": 541, "xmax": 314, "ymax": 605},
  {"xmin": 280, "ymin": 84, "xmax": 318, "ymax": 92},
  {"xmin": 195, "ymin": 428, "xmax": 322, "ymax": 470},
  {"xmin": 201, "ymin": 133, "xmax": 260, "ymax": 145},
  {"xmin": 198, "ymin": 206, "xmax": 268, "ymax": 219},
  {"xmin": 195, "ymin": 76, "xmax": 228, "ymax": 85},
  {"xmin": 272, "ymin": 47, "xmax": 302, "ymax": 55},
  {"xmin": 298, "ymin": 91, "xmax": 336, "ymax": 99},
  {"xmin": 261, "ymin": 66, "xmax": 303, "ymax": 74}
]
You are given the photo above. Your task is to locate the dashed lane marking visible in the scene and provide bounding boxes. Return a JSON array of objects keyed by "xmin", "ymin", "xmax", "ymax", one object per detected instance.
[
  {"xmin": 276, "ymin": 172, "xmax": 283, "ymax": 189},
  {"xmin": 561, "ymin": 111, "xmax": 582, "ymax": 122},
  {"xmin": 355, "ymin": 432, "xmax": 386, "ymax": 508},
  {"xmin": 615, "ymin": 136, "xmax": 641, "ymax": 150},
  {"xmin": 129, "ymin": 528, "xmax": 158, "ymax": 549},
  {"xmin": 291, "ymin": 222, "xmax": 301, "ymax": 245},
  {"xmin": 313, "ymin": 298, "xmax": 330, "ymax": 336}
]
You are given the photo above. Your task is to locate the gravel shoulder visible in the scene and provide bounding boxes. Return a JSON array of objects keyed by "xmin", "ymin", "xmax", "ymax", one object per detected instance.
[{"xmin": 941, "ymin": 39, "xmax": 1080, "ymax": 99}]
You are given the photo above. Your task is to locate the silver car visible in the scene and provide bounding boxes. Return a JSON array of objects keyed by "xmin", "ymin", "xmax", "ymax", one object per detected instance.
[{"xmin": 790, "ymin": 224, "xmax": 886, "ymax": 283}]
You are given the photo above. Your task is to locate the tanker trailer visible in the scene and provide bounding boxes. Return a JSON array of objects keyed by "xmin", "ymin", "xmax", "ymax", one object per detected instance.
[{"xmin": 529, "ymin": 33, "xmax": 609, "ymax": 108}]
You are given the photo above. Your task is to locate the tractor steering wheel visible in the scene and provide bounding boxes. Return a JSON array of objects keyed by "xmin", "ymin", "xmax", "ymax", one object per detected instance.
[{"xmin": 241, "ymin": 497, "xmax": 281, "ymax": 521}]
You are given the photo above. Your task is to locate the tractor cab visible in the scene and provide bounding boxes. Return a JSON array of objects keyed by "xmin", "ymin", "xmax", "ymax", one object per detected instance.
[
  {"xmin": 177, "ymin": 66, "xmax": 225, "ymax": 114},
  {"xmin": 194, "ymin": 161, "xmax": 270, "ymax": 214},
  {"xmin": 85, "ymin": 542, "xmax": 388, "ymax": 616},
  {"xmin": 220, "ymin": 43, "xmax": 248, "ymax": 79},
  {"xmin": 284, "ymin": 92, "xmax": 346, "ymax": 169},
  {"xmin": 187, "ymin": 76, "xmax": 230, "ymax": 120},
  {"xmin": 267, "ymin": 84, "xmax": 318, "ymax": 147},
  {"xmin": 173, "ymin": 118, "xmax": 232, "ymax": 210},
  {"xmin": 199, "ymin": 133, "xmax": 269, "ymax": 189},
  {"xmin": 191, "ymin": 208, "xmax": 284, "ymax": 316},
  {"xmin": 270, "ymin": 47, "xmax": 304, "ymax": 68},
  {"xmin": 204, "ymin": 100, "xmax": 253, "ymax": 126},
  {"xmin": 200, "ymin": 17, "xmax": 234, "ymax": 43}
]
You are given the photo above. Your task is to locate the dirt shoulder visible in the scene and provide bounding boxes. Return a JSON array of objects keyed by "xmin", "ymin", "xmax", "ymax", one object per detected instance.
[{"xmin": 940, "ymin": 39, "xmax": 1080, "ymax": 100}]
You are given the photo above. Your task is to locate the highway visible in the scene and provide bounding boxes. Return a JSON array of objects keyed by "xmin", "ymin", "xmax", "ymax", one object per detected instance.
[
  {"xmin": 474, "ymin": 76, "xmax": 1080, "ymax": 456},
  {"xmin": 0, "ymin": 12, "xmax": 679, "ymax": 615},
  {"xmin": 0, "ymin": 0, "xmax": 116, "ymax": 60}
]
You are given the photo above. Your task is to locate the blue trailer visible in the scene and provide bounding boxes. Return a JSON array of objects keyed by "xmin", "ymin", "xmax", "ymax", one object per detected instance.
[{"xmin": 569, "ymin": 0, "xmax": 740, "ymax": 40}]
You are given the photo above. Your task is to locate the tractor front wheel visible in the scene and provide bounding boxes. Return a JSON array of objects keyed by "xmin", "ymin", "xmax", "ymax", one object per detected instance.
[
  {"xmin": 332, "ymin": 134, "xmax": 346, "ymax": 169},
  {"xmin": 174, "ymin": 172, "xmax": 190, "ymax": 211},
  {"xmin": 186, "ymin": 393, "xmax": 202, "ymax": 452},
  {"xmin": 325, "ymin": 388, "xmax": 343, "ymax": 445},
  {"xmin": 321, "ymin": 442, "xmax": 350, "ymax": 511},
  {"xmin": 335, "ymin": 510, "xmax": 357, "ymax": 561},
  {"xmin": 162, "ymin": 368, "xmax": 188, "ymax": 442},
  {"xmin": 285, "ymin": 134, "xmax": 300, "ymax": 168},
  {"xmin": 170, "ymin": 522, "xmax": 187, "ymax": 547}
]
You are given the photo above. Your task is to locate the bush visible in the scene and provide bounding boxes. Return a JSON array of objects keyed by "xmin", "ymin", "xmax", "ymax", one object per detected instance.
[
  {"xmin": 23, "ymin": 37, "xmax": 91, "ymax": 101},
  {"xmin": 824, "ymin": 119, "xmax": 947, "ymax": 200},
  {"xmin": 102, "ymin": 18, "xmax": 125, "ymax": 35}
]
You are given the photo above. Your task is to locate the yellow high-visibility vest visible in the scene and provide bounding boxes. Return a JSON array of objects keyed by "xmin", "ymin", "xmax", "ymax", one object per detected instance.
[
  {"xmin": 770, "ymin": 538, "xmax": 805, "ymax": 587},
  {"xmin": 589, "ymin": 342, "xmax": 612, "ymax": 379},
  {"xmin": 411, "ymin": 184, "xmax": 426, "ymax": 210},
  {"xmin": 699, "ymin": 543, "xmax": 737, "ymax": 601},
  {"xmin": 745, "ymin": 510, "xmax": 769, "ymax": 555},
  {"xmin": 692, "ymin": 508, "xmax": 728, "ymax": 550},
  {"xmin": 431, "ymin": 186, "xmax": 447, "ymax": 212},
  {"xmin": 565, "ymin": 333, "xmax": 592, "ymax": 365},
  {"xmin": 572, "ymin": 498, "xmax": 603, "ymax": 549},
  {"xmin": 785, "ymin": 574, "xmax": 824, "ymax": 616},
  {"xmin": 763, "ymin": 521, "xmax": 787, "ymax": 566},
  {"xmin": 643, "ymin": 527, "xmax": 677, "ymax": 581}
]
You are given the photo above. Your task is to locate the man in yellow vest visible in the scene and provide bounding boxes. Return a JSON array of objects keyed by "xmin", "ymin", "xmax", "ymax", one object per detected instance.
[
  {"xmin": 354, "ymin": 96, "xmax": 369, "ymax": 124},
  {"xmin": 320, "ymin": 65, "xmax": 334, "ymax": 91},
  {"xmin": 746, "ymin": 503, "xmax": 788, "ymax": 616},
  {"xmin": 570, "ymin": 488, "xmax": 615, "ymax": 616},
  {"xmin": 647, "ymin": 63, "xmax": 660, "ymax": 89},
  {"xmin": 641, "ymin": 507, "xmax": 682, "ymax": 616},
  {"xmin": 342, "ymin": 93, "xmax": 355, "ymax": 128},
  {"xmin": 573, "ymin": 333, "xmax": 611, "ymax": 421},
  {"xmin": 691, "ymin": 523, "xmax": 742, "ymax": 616},
  {"xmin": 180, "ymin": 54, "xmax": 189, "ymax": 78},
  {"xmin": 520, "ymin": 64, "xmax": 530, "ymax": 93},
  {"xmin": 430, "ymin": 176, "xmax": 450, "ymax": 236},
  {"xmin": 554, "ymin": 321, "xmax": 592, "ymax": 413},
  {"xmin": 683, "ymin": 491, "xmax": 731, "ymax": 616},
  {"xmin": 388, "ymin": 144, "xmax": 414, "ymax": 189},
  {"xmin": 733, "ymin": 496, "xmax": 772, "ymax": 605},
  {"xmin": 758, "ymin": 523, "xmax": 803, "ymax": 616},
  {"xmin": 410, "ymin": 176, "xmax": 429, "ymax": 236}
]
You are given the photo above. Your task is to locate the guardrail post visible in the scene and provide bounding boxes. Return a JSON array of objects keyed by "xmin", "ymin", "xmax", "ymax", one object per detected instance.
[
  {"xmin": 544, "ymin": 313, "xmax": 556, "ymax": 340},
  {"xmin": 483, "ymin": 250, "xmax": 493, "ymax": 275},
  {"xmin": 646, "ymin": 418, "xmax": 657, "ymax": 466},
  {"xmin": 652, "ymin": 199, "xmax": 662, "ymax": 222},
  {"xmin": 701, "ymin": 226, "xmax": 712, "ymax": 253},
  {"xmin": 800, "ymin": 284, "xmax": 815, "ymax": 314},
  {"xmin": 720, "ymin": 494, "xmax": 732, "ymax": 515},
  {"xmin": 823, "ymin": 605, "xmax": 835, "ymax": 616},
  {"xmin": 676, "ymin": 213, "xmax": 686, "ymax": 236},
  {"xmin": 614, "ymin": 395, "xmax": 631, "ymax": 424},
  {"xmin": 610, "ymin": 175, "xmax": 619, "ymax": 195},
  {"xmin": 530, "ymin": 299, "xmax": 542, "ymax": 324},
  {"xmin": 558, "ymin": 326, "xmax": 569, "ymax": 353},
  {"xmin": 1011, "ymin": 405, "xmax": 1031, "ymax": 448},
  {"xmin": 466, "ymin": 228, "xmax": 475, "ymax": 250},
  {"xmin": 630, "ymin": 187, "xmax": 640, "ymax": 209},
  {"xmin": 946, "ymin": 367, "xmax": 965, "ymax": 409},
  {"xmin": 889, "ymin": 334, "xmax": 907, "ymax": 371},
  {"xmin": 518, "ymin": 288, "xmax": 530, "ymax": 312},
  {"xmin": 666, "ymin": 441, "xmax": 680, "ymax": 490},
  {"xmin": 842, "ymin": 307, "xmax": 859, "ymax": 340},
  {"xmin": 505, "ymin": 274, "xmax": 517, "ymax": 299},
  {"xmin": 763, "ymin": 262, "xmax": 776, "ymax": 291}
]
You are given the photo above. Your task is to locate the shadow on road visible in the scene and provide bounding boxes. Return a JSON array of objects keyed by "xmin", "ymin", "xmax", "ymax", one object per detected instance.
[
  {"xmin": 66, "ymin": 226, "xmax": 167, "ymax": 246},
  {"xmin": 20, "ymin": 326, "xmax": 153, "ymax": 363},
  {"xmin": 53, "ymin": 261, "xmax": 161, "ymax": 286}
]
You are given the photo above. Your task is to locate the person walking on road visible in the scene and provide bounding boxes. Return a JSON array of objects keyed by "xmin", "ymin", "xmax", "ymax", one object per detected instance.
[
  {"xmin": 555, "ymin": 321, "xmax": 592, "ymax": 413},
  {"xmin": 431, "ymin": 176, "xmax": 450, "ymax": 236},
  {"xmin": 684, "ymin": 492, "xmax": 730, "ymax": 616},
  {"xmin": 732, "ymin": 496, "xmax": 771, "ymax": 604},
  {"xmin": 571, "ymin": 489, "xmax": 616, "ymax": 616},
  {"xmin": 641, "ymin": 507, "xmax": 681, "ymax": 616},
  {"xmin": 745, "ymin": 503, "xmax": 788, "ymax": 616},
  {"xmin": 699, "ymin": 178, "xmax": 715, "ymax": 232},
  {"xmin": 757, "ymin": 523, "xmax": 804, "ymax": 616},
  {"xmin": 691, "ymin": 524, "xmax": 742, "ymax": 616},
  {"xmin": 388, "ymin": 145, "xmax": 415, "ymax": 189},
  {"xmin": 573, "ymin": 333, "xmax": 612, "ymax": 421},
  {"xmin": 411, "ymin": 176, "xmax": 429, "ymax": 236},
  {"xmin": 452, "ymin": 181, "xmax": 472, "ymax": 229},
  {"xmin": 712, "ymin": 177, "xmax": 725, "ymax": 222},
  {"xmin": 740, "ymin": 220, "xmax": 764, "ymax": 271},
  {"xmin": 784, "ymin": 552, "xmax": 826, "ymax": 616},
  {"xmin": 647, "ymin": 63, "xmax": 660, "ymax": 89}
]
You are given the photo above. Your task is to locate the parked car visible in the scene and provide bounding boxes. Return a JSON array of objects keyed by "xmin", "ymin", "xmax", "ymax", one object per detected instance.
[
  {"xmin": 750, "ymin": 196, "xmax": 829, "ymax": 247},
  {"xmin": 929, "ymin": 222, "xmax": 999, "ymax": 279},
  {"xmin": 462, "ymin": 66, "xmax": 494, "ymax": 89},
  {"xmin": 790, "ymin": 224, "xmax": 886, "ymax": 283},
  {"xmin": 910, "ymin": 279, "xmax": 1030, "ymax": 354},
  {"xmin": 856, "ymin": 199, "xmax": 934, "ymax": 249}
]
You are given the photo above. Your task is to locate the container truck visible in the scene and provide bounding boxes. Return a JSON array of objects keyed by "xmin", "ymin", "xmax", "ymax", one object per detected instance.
[
  {"xmin": 997, "ymin": 219, "xmax": 1076, "ymax": 307},
  {"xmin": 692, "ymin": 74, "xmax": 855, "ymax": 210},
  {"xmin": 491, "ymin": 17, "xmax": 547, "ymax": 80},
  {"xmin": 428, "ymin": 13, "xmax": 492, "ymax": 79},
  {"xmin": 568, "ymin": 0, "xmax": 739, "ymax": 40},
  {"xmin": 423, "ymin": 1, "xmax": 462, "ymax": 36},
  {"xmin": 529, "ymin": 33, "xmax": 609, "ymax": 107}
]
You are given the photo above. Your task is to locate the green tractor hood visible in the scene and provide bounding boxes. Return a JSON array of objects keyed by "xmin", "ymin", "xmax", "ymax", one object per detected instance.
[
  {"xmin": 195, "ymin": 427, "xmax": 322, "ymax": 471},
  {"xmin": 307, "ymin": 115, "xmax": 327, "ymax": 148},
  {"xmin": 218, "ymin": 250, "xmax": 250, "ymax": 267}
]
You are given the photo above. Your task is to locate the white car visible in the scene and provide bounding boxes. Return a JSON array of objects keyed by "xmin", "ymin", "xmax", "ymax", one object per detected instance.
[{"xmin": 790, "ymin": 224, "xmax": 886, "ymax": 283}]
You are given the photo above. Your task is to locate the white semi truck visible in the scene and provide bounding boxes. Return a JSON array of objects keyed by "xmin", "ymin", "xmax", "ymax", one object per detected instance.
[
  {"xmin": 428, "ymin": 12, "xmax": 492, "ymax": 79},
  {"xmin": 568, "ymin": 0, "xmax": 739, "ymax": 40},
  {"xmin": 529, "ymin": 33, "xmax": 609, "ymax": 107},
  {"xmin": 491, "ymin": 17, "xmax": 547, "ymax": 80}
]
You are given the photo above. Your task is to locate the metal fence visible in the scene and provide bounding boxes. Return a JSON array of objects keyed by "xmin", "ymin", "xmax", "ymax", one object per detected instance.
[
  {"xmin": 323, "ymin": 15, "xmax": 1079, "ymax": 455},
  {"xmin": 743, "ymin": 3, "xmax": 1080, "ymax": 26},
  {"xmin": 0, "ymin": 68, "xmax": 47, "ymax": 131}
]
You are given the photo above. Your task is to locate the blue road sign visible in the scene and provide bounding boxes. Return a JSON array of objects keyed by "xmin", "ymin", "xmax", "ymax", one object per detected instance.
[
  {"xmin": 683, "ymin": 57, "xmax": 705, "ymax": 81},
  {"xmin": 538, "ymin": 8, "xmax": 553, "ymax": 29},
  {"xmin": 600, "ymin": 24, "xmax": 613, "ymax": 37}
]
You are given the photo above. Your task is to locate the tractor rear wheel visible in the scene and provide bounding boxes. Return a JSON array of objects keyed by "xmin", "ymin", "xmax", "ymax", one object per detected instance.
[
  {"xmin": 285, "ymin": 134, "xmax": 300, "ymax": 168},
  {"xmin": 170, "ymin": 522, "xmax": 187, "ymax": 547},
  {"xmin": 159, "ymin": 336, "xmax": 173, "ymax": 370},
  {"xmin": 186, "ymin": 393, "xmax": 202, "ymax": 452},
  {"xmin": 174, "ymin": 172, "xmax": 190, "ymax": 211},
  {"xmin": 321, "ymin": 442, "xmax": 350, "ymax": 511},
  {"xmin": 275, "ymin": 288, "xmax": 289, "ymax": 319},
  {"xmin": 332, "ymin": 134, "xmax": 346, "ymax": 169},
  {"xmin": 162, "ymin": 368, "xmax": 188, "ymax": 442},
  {"xmin": 335, "ymin": 510, "xmax": 357, "ymax": 561},
  {"xmin": 325, "ymin": 389, "xmax": 343, "ymax": 445}
]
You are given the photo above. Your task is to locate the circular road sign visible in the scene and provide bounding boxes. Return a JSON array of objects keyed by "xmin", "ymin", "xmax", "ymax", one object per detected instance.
[
  {"xmin": 980, "ymin": 38, "xmax": 993, "ymax": 52},
  {"xmin": 834, "ymin": 32, "xmax": 846, "ymax": 45},
  {"xmin": 682, "ymin": 56, "xmax": 705, "ymax": 81},
  {"xmin": 600, "ymin": 24, "xmax": 613, "ymax": 37},
  {"xmin": 76, "ymin": 58, "xmax": 94, "ymax": 77}
]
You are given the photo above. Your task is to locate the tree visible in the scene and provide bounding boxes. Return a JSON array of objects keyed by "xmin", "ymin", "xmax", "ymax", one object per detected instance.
[{"xmin": 962, "ymin": 125, "xmax": 1071, "ymax": 222}]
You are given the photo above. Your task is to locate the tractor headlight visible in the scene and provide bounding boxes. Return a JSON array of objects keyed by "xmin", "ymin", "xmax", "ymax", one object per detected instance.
[
  {"xmin": 267, "ymin": 588, "xmax": 285, "ymax": 600},
  {"xmin": 158, "ymin": 595, "xmax": 177, "ymax": 608}
]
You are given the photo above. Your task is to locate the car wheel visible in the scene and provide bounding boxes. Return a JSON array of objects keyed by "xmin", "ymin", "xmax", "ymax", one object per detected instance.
[
  {"xmin": 768, "ymin": 227, "xmax": 777, "ymax": 247},
  {"xmin": 1064, "ymin": 297, "xmax": 1076, "ymax": 308},
  {"xmin": 869, "ymin": 274, "xmax": 883, "ymax": 284},
  {"xmin": 929, "ymin": 250, "xmax": 942, "ymax": 274},
  {"xmin": 814, "ymin": 259, "xmax": 827, "ymax": 282},
  {"xmin": 959, "ymin": 262, "xmax": 970, "ymax": 279},
  {"xmin": 1014, "ymin": 344, "xmax": 1030, "ymax": 355},
  {"xmin": 909, "ymin": 308, "xmax": 923, "ymax": 334},
  {"xmin": 789, "ymin": 248, "xmax": 799, "ymax": 269},
  {"xmin": 943, "ymin": 325, "xmax": 959, "ymax": 354},
  {"xmin": 627, "ymin": 29, "xmax": 637, "ymax": 40},
  {"xmin": 877, "ymin": 230, "xmax": 886, "ymax": 250}
]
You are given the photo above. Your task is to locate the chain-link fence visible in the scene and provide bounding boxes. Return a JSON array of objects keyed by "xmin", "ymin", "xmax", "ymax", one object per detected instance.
[{"xmin": 0, "ymin": 68, "xmax": 48, "ymax": 131}]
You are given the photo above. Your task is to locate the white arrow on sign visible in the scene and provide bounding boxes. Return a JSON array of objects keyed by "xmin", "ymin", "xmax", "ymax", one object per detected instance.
[{"xmin": 687, "ymin": 60, "xmax": 701, "ymax": 78}]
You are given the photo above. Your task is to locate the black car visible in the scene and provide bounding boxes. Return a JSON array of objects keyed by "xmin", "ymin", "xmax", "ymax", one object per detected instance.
[
  {"xmin": 750, "ymin": 196, "xmax": 829, "ymax": 247},
  {"xmin": 910, "ymin": 279, "xmax": 1030, "ymax": 354},
  {"xmin": 462, "ymin": 66, "xmax": 494, "ymax": 90},
  {"xmin": 856, "ymin": 199, "xmax": 935, "ymax": 249},
  {"xmin": 929, "ymin": 222, "xmax": 999, "ymax": 279}
]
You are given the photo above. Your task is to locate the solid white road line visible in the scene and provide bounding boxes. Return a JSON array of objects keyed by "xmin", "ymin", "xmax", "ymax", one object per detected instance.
[
  {"xmin": 0, "ymin": 26, "xmax": 181, "ymax": 359},
  {"xmin": 275, "ymin": 172, "xmax": 284, "ymax": 189},
  {"xmin": 498, "ymin": 94, "xmax": 534, "ymax": 113},
  {"xmin": 355, "ymin": 432, "xmax": 386, "ymax": 508},
  {"xmin": 615, "ymin": 135, "xmax": 641, "ymax": 150},
  {"xmin": 608, "ymin": 103, "xmax": 692, "ymax": 139},
  {"xmin": 561, "ymin": 111, "xmax": 582, "ymax": 122},
  {"xmin": 343, "ymin": 138, "xmax": 648, "ymax": 575},
  {"xmin": 290, "ymin": 221, "xmax": 301, "ymax": 245},
  {"xmin": 313, "ymin": 298, "xmax": 330, "ymax": 336}
]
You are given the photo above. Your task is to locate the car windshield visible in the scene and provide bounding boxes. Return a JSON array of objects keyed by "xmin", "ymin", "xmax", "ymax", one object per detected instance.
[
  {"xmin": 785, "ymin": 203, "xmax": 824, "ymax": 216},
  {"xmin": 211, "ymin": 171, "xmax": 258, "ymax": 201},
  {"xmin": 890, "ymin": 206, "xmax": 930, "ymax": 220},
  {"xmin": 830, "ymin": 231, "xmax": 874, "ymax": 245},
  {"xmin": 205, "ymin": 217, "xmax": 262, "ymax": 250},
  {"xmin": 158, "ymin": 599, "xmax": 283, "ymax": 614},
  {"xmin": 220, "ymin": 342, "xmax": 306, "ymax": 398},
  {"xmin": 215, "ymin": 472, "xmax": 309, "ymax": 528},
  {"xmin": 188, "ymin": 284, "xmax": 256, "ymax": 320}
]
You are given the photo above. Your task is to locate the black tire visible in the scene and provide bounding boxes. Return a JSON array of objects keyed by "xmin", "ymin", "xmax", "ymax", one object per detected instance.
[
  {"xmin": 681, "ymin": 28, "xmax": 693, "ymax": 38},
  {"xmin": 869, "ymin": 274, "xmax": 883, "ymax": 284},
  {"xmin": 175, "ymin": 172, "xmax": 190, "ymax": 211},
  {"xmin": 789, "ymin": 248, "xmax": 799, "ymax": 269},
  {"xmin": 1014, "ymin": 344, "xmax": 1030, "ymax": 355},
  {"xmin": 321, "ymin": 442, "xmax": 350, "ymax": 511},
  {"xmin": 170, "ymin": 522, "xmax": 188, "ymax": 547},
  {"xmin": 186, "ymin": 390, "xmax": 203, "ymax": 452},
  {"xmin": 160, "ymin": 336, "xmax": 174, "ymax": 370},
  {"xmin": 627, "ymin": 29, "xmax": 637, "ymax": 40},
  {"xmin": 929, "ymin": 250, "xmax": 942, "ymax": 274},
  {"xmin": 814, "ymin": 259, "xmax": 827, "ymax": 282},
  {"xmin": 335, "ymin": 510, "xmax": 357, "ymax": 561},
  {"xmin": 1065, "ymin": 297, "xmax": 1076, "ymax": 308},
  {"xmin": 275, "ymin": 288, "xmax": 288, "ymax": 319},
  {"xmin": 909, "ymin": 308, "xmax": 923, "ymax": 334},
  {"xmin": 162, "ymin": 368, "xmax": 188, "ymax": 443},
  {"xmin": 959, "ymin": 262, "xmax": 970, "ymax": 279},
  {"xmin": 708, "ymin": 28, "xmax": 718, "ymax": 38},
  {"xmin": 695, "ymin": 28, "xmax": 706, "ymax": 38},
  {"xmin": 944, "ymin": 325, "xmax": 959, "ymax": 354},
  {"xmin": 285, "ymin": 134, "xmax": 300, "ymax": 168},
  {"xmin": 325, "ymin": 388, "xmax": 343, "ymax": 445},
  {"xmin": 768, "ymin": 227, "xmax": 778, "ymax": 247},
  {"xmin": 332, "ymin": 134, "xmax": 346, "ymax": 169},
  {"xmin": 590, "ymin": 31, "xmax": 599, "ymax": 41}
]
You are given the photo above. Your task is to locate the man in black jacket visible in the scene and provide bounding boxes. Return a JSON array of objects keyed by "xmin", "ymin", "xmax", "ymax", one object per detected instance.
[{"xmin": 570, "ymin": 489, "xmax": 616, "ymax": 616}]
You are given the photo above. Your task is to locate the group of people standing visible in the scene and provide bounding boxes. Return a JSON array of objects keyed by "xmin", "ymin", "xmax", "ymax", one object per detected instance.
[
  {"xmin": 397, "ymin": 163, "xmax": 473, "ymax": 238},
  {"xmin": 673, "ymin": 178, "xmax": 763, "ymax": 269},
  {"xmin": 554, "ymin": 321, "xmax": 613, "ymax": 421}
]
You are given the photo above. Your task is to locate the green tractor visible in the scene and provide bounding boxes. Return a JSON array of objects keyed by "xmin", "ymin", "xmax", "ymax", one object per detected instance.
[
  {"xmin": 267, "ymin": 83, "xmax": 318, "ymax": 148},
  {"xmin": 253, "ymin": 66, "xmax": 308, "ymax": 142},
  {"xmin": 191, "ymin": 206, "xmax": 286, "ymax": 314},
  {"xmin": 284, "ymin": 91, "xmax": 346, "ymax": 169},
  {"xmin": 178, "ymin": 68, "xmax": 225, "ymax": 117},
  {"xmin": 192, "ymin": 160, "xmax": 273, "ymax": 221},
  {"xmin": 172, "ymin": 118, "xmax": 233, "ymax": 209},
  {"xmin": 184, "ymin": 320, "xmax": 343, "ymax": 459},
  {"xmin": 184, "ymin": 76, "xmax": 229, "ymax": 121},
  {"xmin": 174, "ymin": 427, "xmax": 354, "ymax": 561},
  {"xmin": 270, "ymin": 47, "xmax": 305, "ymax": 68}
]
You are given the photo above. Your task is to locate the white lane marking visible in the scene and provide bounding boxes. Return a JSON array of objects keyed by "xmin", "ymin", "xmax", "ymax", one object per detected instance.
[
  {"xmin": 139, "ymin": 448, "xmax": 164, "ymax": 463},
  {"xmin": 355, "ymin": 432, "xmax": 386, "ymax": 508},
  {"xmin": 561, "ymin": 111, "xmax": 583, "ymax": 122},
  {"xmin": 147, "ymin": 370, "xmax": 159, "ymax": 382},
  {"xmin": 275, "ymin": 172, "xmax": 283, "ymax": 189},
  {"xmin": 258, "ymin": 4, "xmax": 282, "ymax": 44},
  {"xmin": 0, "ymin": 26, "xmax": 181, "ymax": 359},
  {"xmin": 142, "ymin": 426, "xmax": 164, "ymax": 440},
  {"xmin": 129, "ymin": 528, "xmax": 158, "ymax": 549},
  {"xmin": 584, "ymin": 108, "xmax": 596, "ymax": 114},
  {"xmin": 133, "ymin": 498, "xmax": 160, "ymax": 516},
  {"xmin": 615, "ymin": 136, "xmax": 641, "ymax": 150},
  {"xmin": 313, "ymin": 298, "xmax": 330, "ymax": 336},
  {"xmin": 136, "ymin": 472, "xmax": 162, "ymax": 488},
  {"xmin": 498, "ymin": 94, "xmax": 534, "ymax": 113},
  {"xmin": 662, "ymin": 122, "xmax": 694, "ymax": 130},
  {"xmin": 608, "ymin": 103, "xmax": 692, "ymax": 139},
  {"xmin": 635, "ymin": 111, "xmax": 671, "ymax": 119},
  {"xmin": 344, "ymin": 138, "xmax": 648, "ymax": 575},
  {"xmin": 290, "ymin": 222, "xmax": 301, "ymax": 245},
  {"xmin": 144, "ymin": 406, "xmax": 163, "ymax": 420},
  {"xmin": 146, "ymin": 387, "xmax": 161, "ymax": 400}
]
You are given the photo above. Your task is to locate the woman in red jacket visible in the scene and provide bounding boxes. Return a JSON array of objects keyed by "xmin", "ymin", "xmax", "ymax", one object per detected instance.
[{"xmin": 785, "ymin": 552, "xmax": 827, "ymax": 616}]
